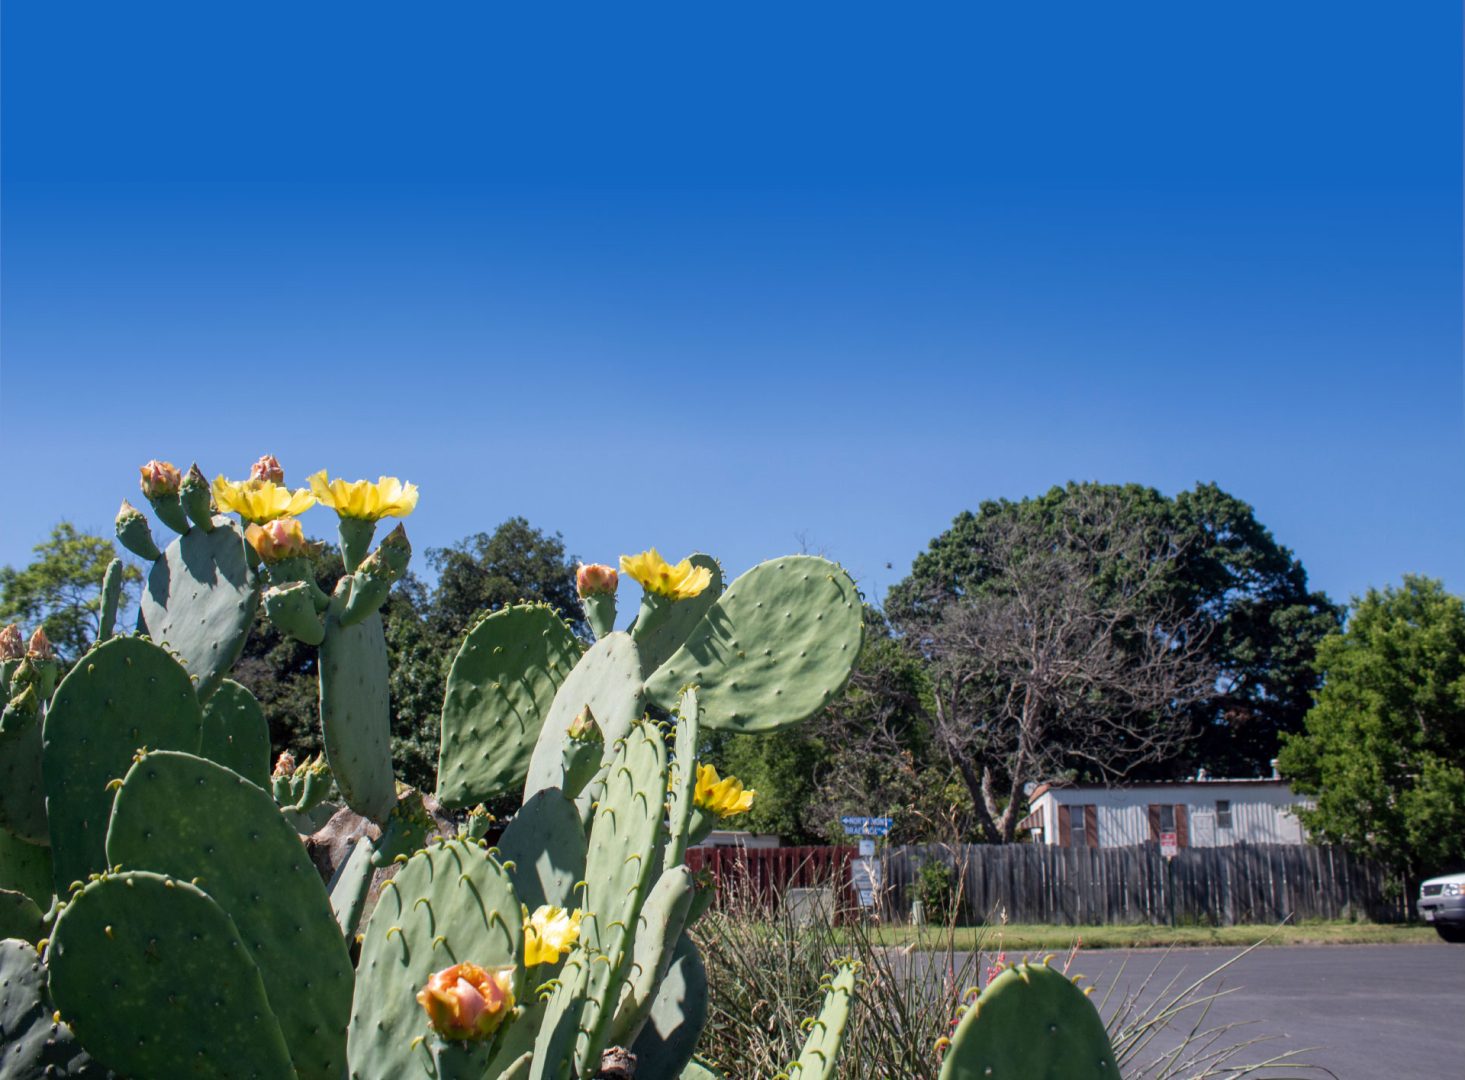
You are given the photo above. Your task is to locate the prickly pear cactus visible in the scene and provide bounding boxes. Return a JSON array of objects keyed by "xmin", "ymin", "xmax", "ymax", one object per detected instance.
[
  {"xmin": 199, "ymin": 677, "xmax": 272, "ymax": 787},
  {"xmin": 644, "ymin": 556, "xmax": 863, "ymax": 731},
  {"xmin": 522, "ymin": 632, "xmax": 644, "ymax": 801},
  {"xmin": 42, "ymin": 636, "xmax": 203, "ymax": 893},
  {"xmin": 0, "ymin": 683, "xmax": 48, "ymax": 845},
  {"xmin": 0, "ymin": 939, "xmax": 100, "ymax": 1078},
  {"xmin": 319, "ymin": 600, "xmax": 396, "ymax": 823},
  {"xmin": 629, "ymin": 932, "xmax": 709, "ymax": 1079},
  {"xmin": 0, "ymin": 827, "xmax": 51, "ymax": 909},
  {"xmin": 938, "ymin": 959, "xmax": 1119, "ymax": 1080},
  {"xmin": 47, "ymin": 871, "xmax": 296, "ymax": 1079},
  {"xmin": 630, "ymin": 553, "xmax": 722, "ymax": 677},
  {"xmin": 436, "ymin": 604, "xmax": 582, "ymax": 808},
  {"xmin": 137, "ymin": 517, "xmax": 261, "ymax": 703},
  {"xmin": 105, "ymin": 750, "xmax": 353, "ymax": 1080},
  {"xmin": 495, "ymin": 788, "xmax": 586, "ymax": 912},
  {"xmin": 784, "ymin": 961, "xmax": 859, "ymax": 1080},
  {"xmin": 0, "ymin": 886, "xmax": 45, "ymax": 944},
  {"xmin": 348, "ymin": 839, "xmax": 524, "ymax": 1080}
]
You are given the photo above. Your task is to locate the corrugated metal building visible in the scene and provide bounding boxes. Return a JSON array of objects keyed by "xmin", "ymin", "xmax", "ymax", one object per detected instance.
[{"xmin": 1018, "ymin": 776, "xmax": 1311, "ymax": 849}]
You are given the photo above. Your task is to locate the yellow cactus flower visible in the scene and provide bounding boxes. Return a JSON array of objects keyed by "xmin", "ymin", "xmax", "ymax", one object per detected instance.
[
  {"xmin": 307, "ymin": 471, "xmax": 418, "ymax": 521},
  {"xmin": 693, "ymin": 763, "xmax": 756, "ymax": 818},
  {"xmin": 212, "ymin": 476, "xmax": 316, "ymax": 525},
  {"xmin": 522, "ymin": 905, "xmax": 582, "ymax": 966},
  {"xmin": 415, "ymin": 962, "xmax": 515, "ymax": 1040},
  {"xmin": 619, "ymin": 549, "xmax": 711, "ymax": 601}
]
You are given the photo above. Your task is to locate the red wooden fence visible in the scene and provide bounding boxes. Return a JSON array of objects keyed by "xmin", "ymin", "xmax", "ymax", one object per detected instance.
[{"xmin": 684, "ymin": 845, "xmax": 856, "ymax": 912}]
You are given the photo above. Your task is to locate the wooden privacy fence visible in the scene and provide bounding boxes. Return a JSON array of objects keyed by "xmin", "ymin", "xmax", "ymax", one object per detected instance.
[
  {"xmin": 685, "ymin": 845, "xmax": 856, "ymax": 912},
  {"xmin": 880, "ymin": 842, "xmax": 1406, "ymax": 925}
]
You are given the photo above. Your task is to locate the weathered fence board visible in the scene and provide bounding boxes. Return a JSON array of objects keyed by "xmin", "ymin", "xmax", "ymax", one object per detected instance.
[
  {"xmin": 880, "ymin": 843, "xmax": 1405, "ymax": 925},
  {"xmin": 685, "ymin": 845, "xmax": 857, "ymax": 912}
]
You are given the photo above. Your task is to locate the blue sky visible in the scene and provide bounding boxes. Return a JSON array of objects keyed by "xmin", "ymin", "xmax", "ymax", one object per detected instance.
[{"xmin": 2, "ymin": 3, "xmax": 1460, "ymax": 610}]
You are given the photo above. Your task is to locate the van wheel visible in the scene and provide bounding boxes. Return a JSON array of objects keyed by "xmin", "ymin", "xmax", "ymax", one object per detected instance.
[{"xmin": 1435, "ymin": 924, "xmax": 1465, "ymax": 943}]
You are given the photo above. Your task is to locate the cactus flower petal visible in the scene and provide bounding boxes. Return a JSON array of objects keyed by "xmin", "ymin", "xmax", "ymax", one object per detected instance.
[
  {"xmin": 693, "ymin": 763, "xmax": 756, "ymax": 818},
  {"xmin": 415, "ymin": 962, "xmax": 515, "ymax": 1040},
  {"xmin": 619, "ymin": 549, "xmax": 711, "ymax": 601},
  {"xmin": 522, "ymin": 905, "xmax": 582, "ymax": 966},
  {"xmin": 307, "ymin": 471, "xmax": 418, "ymax": 521},
  {"xmin": 245, "ymin": 518, "xmax": 313, "ymax": 564},
  {"xmin": 213, "ymin": 476, "xmax": 316, "ymax": 525}
]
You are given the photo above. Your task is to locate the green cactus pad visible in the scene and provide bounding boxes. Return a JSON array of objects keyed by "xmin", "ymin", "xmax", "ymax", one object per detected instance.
[
  {"xmin": 786, "ymin": 962, "xmax": 858, "ymax": 1080},
  {"xmin": 629, "ymin": 932, "xmax": 708, "ymax": 1080},
  {"xmin": 663, "ymin": 689, "xmax": 700, "ymax": 872},
  {"xmin": 319, "ymin": 603, "xmax": 396, "ymax": 823},
  {"xmin": 938, "ymin": 960, "xmax": 1119, "ymax": 1080},
  {"xmin": 496, "ymin": 788, "xmax": 586, "ymax": 912},
  {"xmin": 47, "ymin": 870, "xmax": 296, "ymax": 1079},
  {"xmin": 328, "ymin": 835, "xmax": 376, "ymax": 939},
  {"xmin": 523, "ymin": 632, "xmax": 644, "ymax": 801},
  {"xmin": 98, "ymin": 558, "xmax": 124, "ymax": 641},
  {"xmin": 436, "ymin": 604, "xmax": 582, "ymax": 808},
  {"xmin": 348, "ymin": 839, "xmax": 523, "ymax": 1080},
  {"xmin": 681, "ymin": 1060, "xmax": 727, "ymax": 1080},
  {"xmin": 0, "ymin": 698, "xmax": 48, "ymax": 845},
  {"xmin": 263, "ymin": 582, "xmax": 327, "ymax": 645},
  {"xmin": 528, "ymin": 946, "xmax": 591, "ymax": 1080},
  {"xmin": 42, "ymin": 636, "xmax": 203, "ymax": 893},
  {"xmin": 610, "ymin": 864, "xmax": 696, "ymax": 1046},
  {"xmin": 138, "ymin": 517, "xmax": 260, "ymax": 703},
  {"xmin": 106, "ymin": 751, "xmax": 353, "ymax": 1080},
  {"xmin": 631, "ymin": 554, "xmax": 723, "ymax": 677},
  {"xmin": 644, "ymin": 555, "xmax": 863, "ymax": 731},
  {"xmin": 0, "ymin": 939, "xmax": 100, "ymax": 1079},
  {"xmin": 0, "ymin": 887, "xmax": 44, "ymax": 944},
  {"xmin": 574, "ymin": 720, "xmax": 667, "ymax": 1072},
  {"xmin": 199, "ymin": 678, "xmax": 272, "ymax": 787},
  {"xmin": 0, "ymin": 828, "xmax": 52, "ymax": 909}
]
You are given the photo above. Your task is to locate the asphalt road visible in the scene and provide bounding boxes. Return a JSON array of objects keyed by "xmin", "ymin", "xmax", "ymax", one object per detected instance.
[{"xmin": 1068, "ymin": 943, "xmax": 1463, "ymax": 1079}]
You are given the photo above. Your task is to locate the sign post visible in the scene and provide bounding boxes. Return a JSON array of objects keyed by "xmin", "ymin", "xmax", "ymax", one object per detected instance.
[
  {"xmin": 841, "ymin": 816, "xmax": 892, "ymax": 912},
  {"xmin": 1160, "ymin": 832, "xmax": 1178, "ymax": 926}
]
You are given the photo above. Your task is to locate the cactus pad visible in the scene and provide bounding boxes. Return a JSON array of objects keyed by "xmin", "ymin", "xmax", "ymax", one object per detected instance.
[
  {"xmin": 47, "ymin": 871, "xmax": 296, "ymax": 1079},
  {"xmin": 0, "ymin": 699, "xmax": 48, "ymax": 845},
  {"xmin": 319, "ymin": 604, "xmax": 396, "ymax": 823},
  {"xmin": 437, "ymin": 604, "xmax": 582, "ymax": 808},
  {"xmin": 106, "ymin": 750, "xmax": 353, "ymax": 1080},
  {"xmin": 786, "ymin": 961, "xmax": 858, "ymax": 1079},
  {"xmin": 574, "ymin": 720, "xmax": 667, "ymax": 1071},
  {"xmin": 0, "ymin": 939, "xmax": 99, "ymax": 1078},
  {"xmin": 138, "ymin": 517, "xmax": 260, "ymax": 702},
  {"xmin": 0, "ymin": 828, "xmax": 51, "ymax": 910},
  {"xmin": 610, "ymin": 865, "xmax": 696, "ymax": 1046},
  {"xmin": 938, "ymin": 959, "xmax": 1119, "ymax": 1080},
  {"xmin": 629, "ymin": 932, "xmax": 708, "ymax": 1080},
  {"xmin": 0, "ymin": 887, "xmax": 44, "ymax": 944},
  {"xmin": 496, "ymin": 788, "xmax": 586, "ymax": 912},
  {"xmin": 199, "ymin": 678, "xmax": 272, "ymax": 787},
  {"xmin": 644, "ymin": 556, "xmax": 863, "ymax": 731},
  {"xmin": 42, "ymin": 636, "xmax": 203, "ymax": 893},
  {"xmin": 523, "ymin": 632, "xmax": 644, "ymax": 801},
  {"xmin": 349, "ymin": 839, "xmax": 523, "ymax": 1080}
]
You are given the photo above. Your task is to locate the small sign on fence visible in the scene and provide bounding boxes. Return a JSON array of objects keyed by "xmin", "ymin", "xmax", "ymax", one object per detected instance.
[
  {"xmin": 1160, "ymin": 832, "xmax": 1179, "ymax": 859},
  {"xmin": 858, "ymin": 838, "xmax": 876, "ymax": 858},
  {"xmin": 841, "ymin": 815, "xmax": 893, "ymax": 836}
]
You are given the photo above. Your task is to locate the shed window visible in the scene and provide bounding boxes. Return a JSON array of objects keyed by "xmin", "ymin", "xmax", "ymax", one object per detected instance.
[
  {"xmin": 1159, "ymin": 804, "xmax": 1176, "ymax": 833},
  {"xmin": 1215, "ymin": 800, "xmax": 1233, "ymax": 829}
]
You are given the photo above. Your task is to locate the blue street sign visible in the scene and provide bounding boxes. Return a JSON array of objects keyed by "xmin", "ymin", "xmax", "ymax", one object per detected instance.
[{"xmin": 840, "ymin": 815, "xmax": 893, "ymax": 836}]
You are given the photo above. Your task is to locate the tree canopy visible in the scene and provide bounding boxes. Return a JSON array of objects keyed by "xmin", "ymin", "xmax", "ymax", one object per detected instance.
[
  {"xmin": 0, "ymin": 522, "xmax": 142, "ymax": 660},
  {"xmin": 1278, "ymin": 576, "xmax": 1465, "ymax": 886}
]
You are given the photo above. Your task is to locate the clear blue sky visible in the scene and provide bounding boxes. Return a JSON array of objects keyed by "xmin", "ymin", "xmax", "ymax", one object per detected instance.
[{"xmin": 2, "ymin": 3, "xmax": 1460, "ymax": 609}]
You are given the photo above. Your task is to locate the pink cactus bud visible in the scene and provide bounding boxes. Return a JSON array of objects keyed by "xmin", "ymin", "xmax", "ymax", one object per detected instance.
[
  {"xmin": 272, "ymin": 751, "xmax": 297, "ymax": 779},
  {"xmin": 416, "ymin": 962, "xmax": 516, "ymax": 1040},
  {"xmin": 576, "ymin": 563, "xmax": 618, "ymax": 598},
  {"xmin": 26, "ymin": 628, "xmax": 54, "ymax": 662},
  {"xmin": 138, "ymin": 460, "xmax": 182, "ymax": 499},
  {"xmin": 245, "ymin": 519, "xmax": 312, "ymax": 564},
  {"xmin": 250, "ymin": 455, "xmax": 285, "ymax": 484},
  {"xmin": 0, "ymin": 625, "xmax": 23, "ymax": 661}
]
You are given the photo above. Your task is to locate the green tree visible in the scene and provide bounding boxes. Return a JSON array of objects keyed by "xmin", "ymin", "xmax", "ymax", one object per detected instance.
[
  {"xmin": 426, "ymin": 518, "xmax": 585, "ymax": 639},
  {"xmin": 888, "ymin": 482, "xmax": 1339, "ymax": 781},
  {"xmin": 1277, "ymin": 576, "xmax": 1465, "ymax": 888},
  {"xmin": 0, "ymin": 522, "xmax": 141, "ymax": 660}
]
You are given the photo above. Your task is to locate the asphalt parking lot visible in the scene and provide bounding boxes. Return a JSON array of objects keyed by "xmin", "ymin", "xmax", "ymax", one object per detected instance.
[{"xmin": 1075, "ymin": 943, "xmax": 1464, "ymax": 1078}]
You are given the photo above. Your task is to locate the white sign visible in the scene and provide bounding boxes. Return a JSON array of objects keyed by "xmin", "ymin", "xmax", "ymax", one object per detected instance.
[
  {"xmin": 858, "ymin": 838, "xmax": 876, "ymax": 858},
  {"xmin": 1160, "ymin": 831, "xmax": 1179, "ymax": 858},
  {"xmin": 850, "ymin": 858, "xmax": 880, "ymax": 908}
]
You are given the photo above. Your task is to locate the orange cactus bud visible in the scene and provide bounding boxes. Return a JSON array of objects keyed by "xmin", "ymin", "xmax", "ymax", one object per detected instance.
[
  {"xmin": 26, "ymin": 628, "xmax": 54, "ymax": 662},
  {"xmin": 250, "ymin": 455, "xmax": 285, "ymax": 484},
  {"xmin": 416, "ymin": 962, "xmax": 516, "ymax": 1040},
  {"xmin": 0, "ymin": 624, "xmax": 23, "ymax": 661},
  {"xmin": 576, "ymin": 563, "xmax": 618, "ymax": 598},
  {"xmin": 272, "ymin": 751, "xmax": 297, "ymax": 779},
  {"xmin": 138, "ymin": 460, "xmax": 182, "ymax": 499},
  {"xmin": 245, "ymin": 519, "xmax": 312, "ymax": 564}
]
